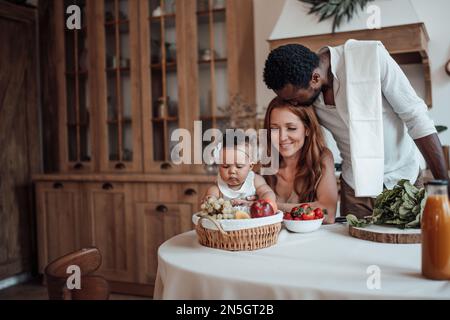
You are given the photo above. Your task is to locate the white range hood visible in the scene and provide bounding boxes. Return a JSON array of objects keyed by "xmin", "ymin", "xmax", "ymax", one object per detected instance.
[{"xmin": 270, "ymin": 0, "xmax": 421, "ymax": 41}]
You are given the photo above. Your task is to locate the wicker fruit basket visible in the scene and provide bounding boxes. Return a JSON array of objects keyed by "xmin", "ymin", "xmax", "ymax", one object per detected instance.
[{"xmin": 193, "ymin": 212, "xmax": 283, "ymax": 251}]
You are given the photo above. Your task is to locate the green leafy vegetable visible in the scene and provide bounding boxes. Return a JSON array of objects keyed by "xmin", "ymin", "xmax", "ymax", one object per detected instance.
[
  {"xmin": 347, "ymin": 179, "xmax": 426, "ymax": 229},
  {"xmin": 346, "ymin": 214, "xmax": 369, "ymax": 227}
]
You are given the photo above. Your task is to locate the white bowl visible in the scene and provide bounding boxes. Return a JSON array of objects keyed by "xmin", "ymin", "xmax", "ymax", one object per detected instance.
[{"xmin": 283, "ymin": 218, "xmax": 324, "ymax": 233}]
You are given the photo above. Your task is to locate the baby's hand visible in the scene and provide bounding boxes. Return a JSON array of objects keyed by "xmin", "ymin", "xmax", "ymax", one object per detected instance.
[{"xmin": 231, "ymin": 196, "xmax": 257, "ymax": 207}]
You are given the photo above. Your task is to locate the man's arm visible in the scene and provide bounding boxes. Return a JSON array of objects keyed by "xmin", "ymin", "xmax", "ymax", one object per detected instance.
[{"xmin": 415, "ymin": 134, "xmax": 450, "ymax": 196}]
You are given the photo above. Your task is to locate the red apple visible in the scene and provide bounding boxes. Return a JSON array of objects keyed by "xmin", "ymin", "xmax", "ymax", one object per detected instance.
[
  {"xmin": 250, "ymin": 199, "xmax": 275, "ymax": 218},
  {"xmin": 264, "ymin": 199, "xmax": 278, "ymax": 213}
]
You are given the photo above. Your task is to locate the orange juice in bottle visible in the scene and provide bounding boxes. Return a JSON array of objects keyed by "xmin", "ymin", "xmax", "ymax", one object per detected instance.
[{"xmin": 421, "ymin": 180, "xmax": 450, "ymax": 280}]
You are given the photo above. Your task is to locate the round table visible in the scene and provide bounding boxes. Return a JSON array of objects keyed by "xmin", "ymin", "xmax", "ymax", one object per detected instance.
[{"xmin": 154, "ymin": 224, "xmax": 450, "ymax": 299}]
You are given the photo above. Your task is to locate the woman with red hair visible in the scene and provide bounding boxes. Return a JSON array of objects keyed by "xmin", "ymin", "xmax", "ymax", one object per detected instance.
[{"xmin": 264, "ymin": 97, "xmax": 337, "ymax": 224}]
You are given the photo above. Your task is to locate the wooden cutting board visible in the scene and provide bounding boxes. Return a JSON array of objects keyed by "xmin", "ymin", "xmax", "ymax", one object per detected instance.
[{"xmin": 349, "ymin": 224, "xmax": 421, "ymax": 244}]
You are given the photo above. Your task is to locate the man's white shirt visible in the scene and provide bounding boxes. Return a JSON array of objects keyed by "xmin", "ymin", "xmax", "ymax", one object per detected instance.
[{"xmin": 314, "ymin": 44, "xmax": 436, "ymax": 191}]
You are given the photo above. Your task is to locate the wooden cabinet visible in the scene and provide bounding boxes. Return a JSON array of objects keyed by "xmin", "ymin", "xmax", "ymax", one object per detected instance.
[
  {"xmin": 136, "ymin": 202, "xmax": 193, "ymax": 285},
  {"xmin": 34, "ymin": 177, "xmax": 213, "ymax": 296},
  {"xmin": 51, "ymin": 0, "xmax": 254, "ymax": 173},
  {"xmin": 54, "ymin": 0, "xmax": 97, "ymax": 172},
  {"xmin": 36, "ymin": 182, "xmax": 86, "ymax": 273},
  {"xmin": 84, "ymin": 182, "xmax": 136, "ymax": 282},
  {"xmin": 37, "ymin": 0, "xmax": 253, "ymax": 297},
  {"xmin": 96, "ymin": 0, "xmax": 144, "ymax": 172},
  {"xmin": 140, "ymin": 0, "xmax": 255, "ymax": 172}
]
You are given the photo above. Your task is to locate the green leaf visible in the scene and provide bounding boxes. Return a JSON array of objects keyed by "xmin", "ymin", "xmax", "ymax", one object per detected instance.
[
  {"xmin": 402, "ymin": 199, "xmax": 415, "ymax": 210},
  {"xmin": 436, "ymin": 125, "xmax": 448, "ymax": 134},
  {"xmin": 398, "ymin": 205, "xmax": 411, "ymax": 217},
  {"xmin": 299, "ymin": 0, "xmax": 375, "ymax": 33},
  {"xmin": 404, "ymin": 181, "xmax": 419, "ymax": 198},
  {"xmin": 346, "ymin": 214, "xmax": 369, "ymax": 227},
  {"xmin": 371, "ymin": 179, "xmax": 426, "ymax": 229},
  {"xmin": 346, "ymin": 214, "xmax": 359, "ymax": 226}
]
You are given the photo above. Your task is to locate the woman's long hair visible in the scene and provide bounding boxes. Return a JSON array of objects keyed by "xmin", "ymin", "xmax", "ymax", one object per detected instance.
[{"xmin": 263, "ymin": 97, "xmax": 327, "ymax": 202}]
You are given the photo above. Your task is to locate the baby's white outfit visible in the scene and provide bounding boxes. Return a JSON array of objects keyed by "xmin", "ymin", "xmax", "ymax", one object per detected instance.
[{"xmin": 217, "ymin": 171, "xmax": 256, "ymax": 201}]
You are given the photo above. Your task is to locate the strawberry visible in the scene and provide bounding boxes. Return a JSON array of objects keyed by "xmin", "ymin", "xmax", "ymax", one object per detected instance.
[
  {"xmin": 302, "ymin": 214, "xmax": 315, "ymax": 221},
  {"xmin": 314, "ymin": 208, "xmax": 324, "ymax": 219},
  {"xmin": 302, "ymin": 207, "xmax": 316, "ymax": 220}
]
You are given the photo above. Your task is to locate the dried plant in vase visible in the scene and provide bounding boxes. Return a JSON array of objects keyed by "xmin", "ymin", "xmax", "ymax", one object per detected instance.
[{"xmin": 218, "ymin": 94, "xmax": 257, "ymax": 130}]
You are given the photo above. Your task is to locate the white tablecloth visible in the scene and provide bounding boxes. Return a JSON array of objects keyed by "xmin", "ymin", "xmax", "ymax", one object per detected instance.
[{"xmin": 153, "ymin": 224, "xmax": 450, "ymax": 299}]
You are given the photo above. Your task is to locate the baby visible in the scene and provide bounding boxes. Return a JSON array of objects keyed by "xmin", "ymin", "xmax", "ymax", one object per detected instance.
[{"xmin": 204, "ymin": 135, "xmax": 276, "ymax": 207}]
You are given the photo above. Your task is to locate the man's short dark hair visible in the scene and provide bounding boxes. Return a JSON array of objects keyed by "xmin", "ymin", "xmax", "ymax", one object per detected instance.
[{"xmin": 263, "ymin": 44, "xmax": 320, "ymax": 91}]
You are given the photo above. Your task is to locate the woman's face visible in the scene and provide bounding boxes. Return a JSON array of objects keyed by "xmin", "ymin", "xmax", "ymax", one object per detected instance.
[{"xmin": 269, "ymin": 107, "xmax": 307, "ymax": 158}]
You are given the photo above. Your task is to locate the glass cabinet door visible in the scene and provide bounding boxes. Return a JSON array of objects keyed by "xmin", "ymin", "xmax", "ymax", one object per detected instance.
[
  {"xmin": 196, "ymin": 0, "xmax": 229, "ymax": 152},
  {"xmin": 141, "ymin": 0, "xmax": 183, "ymax": 172},
  {"xmin": 98, "ymin": 0, "xmax": 142, "ymax": 172},
  {"xmin": 57, "ymin": 0, "xmax": 94, "ymax": 172}
]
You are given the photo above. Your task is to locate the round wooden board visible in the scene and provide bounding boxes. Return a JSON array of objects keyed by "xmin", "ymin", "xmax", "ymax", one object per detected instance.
[{"xmin": 349, "ymin": 224, "xmax": 421, "ymax": 244}]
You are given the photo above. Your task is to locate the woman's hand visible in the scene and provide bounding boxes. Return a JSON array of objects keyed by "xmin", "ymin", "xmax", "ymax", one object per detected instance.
[{"xmin": 322, "ymin": 215, "xmax": 335, "ymax": 224}]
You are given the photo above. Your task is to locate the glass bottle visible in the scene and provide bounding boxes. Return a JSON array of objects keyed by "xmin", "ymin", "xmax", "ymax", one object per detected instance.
[{"xmin": 421, "ymin": 180, "xmax": 450, "ymax": 280}]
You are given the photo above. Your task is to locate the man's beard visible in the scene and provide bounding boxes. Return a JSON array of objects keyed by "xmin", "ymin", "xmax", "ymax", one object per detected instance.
[{"xmin": 300, "ymin": 87, "xmax": 321, "ymax": 106}]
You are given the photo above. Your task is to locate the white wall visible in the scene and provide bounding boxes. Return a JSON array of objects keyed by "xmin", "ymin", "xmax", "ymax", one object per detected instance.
[
  {"xmin": 411, "ymin": 0, "xmax": 450, "ymax": 145},
  {"xmin": 253, "ymin": 0, "xmax": 285, "ymax": 118},
  {"xmin": 253, "ymin": 0, "xmax": 450, "ymax": 146}
]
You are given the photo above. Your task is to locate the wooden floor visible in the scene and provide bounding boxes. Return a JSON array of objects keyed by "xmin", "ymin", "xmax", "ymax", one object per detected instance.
[{"xmin": 0, "ymin": 278, "xmax": 151, "ymax": 300}]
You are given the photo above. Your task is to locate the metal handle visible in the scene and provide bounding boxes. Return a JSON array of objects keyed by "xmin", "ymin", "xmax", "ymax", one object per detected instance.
[
  {"xmin": 73, "ymin": 163, "xmax": 83, "ymax": 170},
  {"xmin": 160, "ymin": 162, "xmax": 172, "ymax": 170},
  {"xmin": 115, "ymin": 162, "xmax": 126, "ymax": 170},
  {"xmin": 102, "ymin": 182, "xmax": 113, "ymax": 190},
  {"xmin": 184, "ymin": 188, "xmax": 197, "ymax": 196},
  {"xmin": 53, "ymin": 182, "xmax": 63, "ymax": 189},
  {"xmin": 156, "ymin": 205, "xmax": 168, "ymax": 213}
]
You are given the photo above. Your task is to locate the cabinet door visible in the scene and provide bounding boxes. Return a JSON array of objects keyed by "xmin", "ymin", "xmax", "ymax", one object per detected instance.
[
  {"xmin": 85, "ymin": 182, "xmax": 135, "ymax": 282},
  {"xmin": 140, "ymin": 0, "xmax": 189, "ymax": 173},
  {"xmin": 36, "ymin": 182, "xmax": 85, "ymax": 273},
  {"xmin": 135, "ymin": 202, "xmax": 193, "ymax": 284},
  {"xmin": 196, "ymin": 0, "xmax": 230, "ymax": 136},
  {"xmin": 54, "ymin": 0, "xmax": 96, "ymax": 172},
  {"xmin": 96, "ymin": 0, "xmax": 143, "ymax": 172}
]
